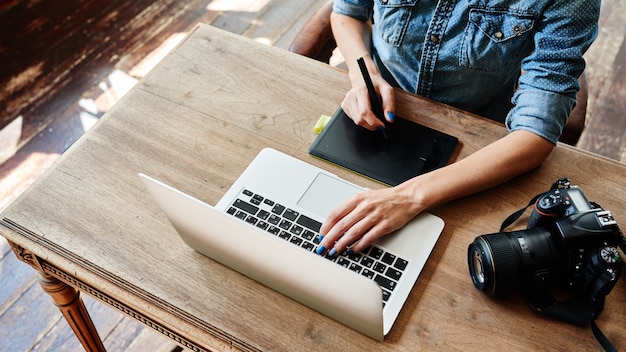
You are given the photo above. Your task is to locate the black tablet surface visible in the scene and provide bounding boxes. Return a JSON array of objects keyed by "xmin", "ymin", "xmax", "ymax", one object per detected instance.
[{"xmin": 309, "ymin": 107, "xmax": 459, "ymax": 186}]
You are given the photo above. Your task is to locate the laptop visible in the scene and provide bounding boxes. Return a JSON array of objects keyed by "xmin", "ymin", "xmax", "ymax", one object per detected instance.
[{"xmin": 139, "ymin": 148, "xmax": 444, "ymax": 341}]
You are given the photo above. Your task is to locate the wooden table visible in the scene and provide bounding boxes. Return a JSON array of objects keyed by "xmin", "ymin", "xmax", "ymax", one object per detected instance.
[{"xmin": 1, "ymin": 24, "xmax": 625, "ymax": 351}]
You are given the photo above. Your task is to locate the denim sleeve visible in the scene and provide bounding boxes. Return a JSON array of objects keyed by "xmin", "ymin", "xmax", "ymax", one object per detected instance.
[
  {"xmin": 506, "ymin": 0, "xmax": 600, "ymax": 144},
  {"xmin": 333, "ymin": 0, "xmax": 374, "ymax": 21}
]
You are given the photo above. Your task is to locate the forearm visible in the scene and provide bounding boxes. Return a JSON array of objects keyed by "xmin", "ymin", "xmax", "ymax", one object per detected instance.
[
  {"xmin": 399, "ymin": 130, "xmax": 555, "ymax": 212},
  {"xmin": 330, "ymin": 12, "xmax": 377, "ymax": 84}
]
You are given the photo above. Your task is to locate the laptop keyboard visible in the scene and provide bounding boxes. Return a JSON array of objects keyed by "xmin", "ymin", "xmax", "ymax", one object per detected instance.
[{"xmin": 225, "ymin": 189, "xmax": 409, "ymax": 306}]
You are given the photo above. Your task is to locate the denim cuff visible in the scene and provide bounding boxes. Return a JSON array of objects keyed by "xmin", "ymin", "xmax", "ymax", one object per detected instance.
[
  {"xmin": 506, "ymin": 89, "xmax": 576, "ymax": 144},
  {"xmin": 333, "ymin": 0, "xmax": 373, "ymax": 21}
]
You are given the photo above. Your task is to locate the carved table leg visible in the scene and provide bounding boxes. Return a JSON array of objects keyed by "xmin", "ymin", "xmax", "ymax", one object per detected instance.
[
  {"xmin": 7, "ymin": 240, "xmax": 106, "ymax": 351},
  {"xmin": 39, "ymin": 273, "xmax": 107, "ymax": 352}
]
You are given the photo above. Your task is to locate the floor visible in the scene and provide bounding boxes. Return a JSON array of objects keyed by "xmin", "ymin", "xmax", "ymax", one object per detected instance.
[{"xmin": 0, "ymin": 0, "xmax": 624, "ymax": 350}]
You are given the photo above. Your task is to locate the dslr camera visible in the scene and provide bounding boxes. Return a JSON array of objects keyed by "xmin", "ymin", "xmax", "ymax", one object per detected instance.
[{"xmin": 467, "ymin": 178, "xmax": 625, "ymax": 325}]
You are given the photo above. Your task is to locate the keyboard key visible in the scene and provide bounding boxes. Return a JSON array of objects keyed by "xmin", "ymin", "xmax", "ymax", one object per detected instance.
[
  {"xmin": 374, "ymin": 274, "xmax": 396, "ymax": 291},
  {"xmin": 252, "ymin": 194, "xmax": 264, "ymax": 204},
  {"xmin": 272, "ymin": 204, "xmax": 285, "ymax": 215},
  {"xmin": 386, "ymin": 267, "xmax": 402, "ymax": 281},
  {"xmin": 361, "ymin": 257, "xmax": 374, "ymax": 268},
  {"xmin": 278, "ymin": 219, "xmax": 292, "ymax": 230},
  {"xmin": 268, "ymin": 214, "xmax": 280, "ymax": 225},
  {"xmin": 302, "ymin": 230, "xmax": 315, "ymax": 241},
  {"xmin": 337, "ymin": 258, "xmax": 350, "ymax": 268},
  {"xmin": 278, "ymin": 231, "xmax": 291, "ymax": 241},
  {"xmin": 235, "ymin": 210, "xmax": 247, "ymax": 220},
  {"xmin": 284, "ymin": 209, "xmax": 299, "ymax": 221},
  {"xmin": 245, "ymin": 215, "xmax": 257, "ymax": 225},
  {"xmin": 348, "ymin": 252, "xmax": 362, "ymax": 262},
  {"xmin": 381, "ymin": 252, "xmax": 396, "ymax": 265},
  {"xmin": 394, "ymin": 258, "xmax": 409, "ymax": 271},
  {"xmin": 233, "ymin": 199, "xmax": 259, "ymax": 215},
  {"xmin": 243, "ymin": 189, "xmax": 253, "ymax": 197},
  {"xmin": 373, "ymin": 262, "xmax": 387, "ymax": 273},
  {"xmin": 257, "ymin": 209, "xmax": 270, "ymax": 220},
  {"xmin": 290, "ymin": 237, "xmax": 303, "ymax": 246},
  {"xmin": 267, "ymin": 226, "xmax": 280, "ymax": 235},
  {"xmin": 349, "ymin": 263, "xmax": 362, "ymax": 274},
  {"xmin": 370, "ymin": 247, "xmax": 384, "ymax": 260},
  {"xmin": 263, "ymin": 198, "xmax": 275, "ymax": 206},
  {"xmin": 227, "ymin": 207, "xmax": 236, "ymax": 215},
  {"xmin": 256, "ymin": 221, "xmax": 269, "ymax": 231},
  {"xmin": 296, "ymin": 214, "xmax": 321, "ymax": 232},
  {"xmin": 290, "ymin": 225, "xmax": 303, "ymax": 236}
]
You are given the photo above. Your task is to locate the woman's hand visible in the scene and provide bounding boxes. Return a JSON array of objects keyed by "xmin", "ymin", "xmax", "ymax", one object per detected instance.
[{"xmin": 316, "ymin": 183, "xmax": 424, "ymax": 256}]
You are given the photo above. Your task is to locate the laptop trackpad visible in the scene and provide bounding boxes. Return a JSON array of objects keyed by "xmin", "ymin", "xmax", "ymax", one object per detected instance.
[{"xmin": 297, "ymin": 173, "xmax": 363, "ymax": 219}]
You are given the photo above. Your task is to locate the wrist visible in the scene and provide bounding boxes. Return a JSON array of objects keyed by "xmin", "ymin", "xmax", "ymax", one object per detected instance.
[
  {"xmin": 396, "ymin": 178, "xmax": 431, "ymax": 216},
  {"xmin": 348, "ymin": 55, "xmax": 379, "ymax": 85}
]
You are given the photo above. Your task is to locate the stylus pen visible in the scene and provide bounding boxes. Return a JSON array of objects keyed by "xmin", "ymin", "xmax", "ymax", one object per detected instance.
[{"xmin": 357, "ymin": 57, "xmax": 390, "ymax": 140}]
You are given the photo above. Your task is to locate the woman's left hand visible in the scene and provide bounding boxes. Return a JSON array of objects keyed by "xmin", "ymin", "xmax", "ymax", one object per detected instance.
[{"xmin": 316, "ymin": 185, "xmax": 423, "ymax": 256}]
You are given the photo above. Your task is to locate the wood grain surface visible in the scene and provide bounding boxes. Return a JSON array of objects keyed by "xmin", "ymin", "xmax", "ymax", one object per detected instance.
[{"xmin": 1, "ymin": 24, "xmax": 624, "ymax": 351}]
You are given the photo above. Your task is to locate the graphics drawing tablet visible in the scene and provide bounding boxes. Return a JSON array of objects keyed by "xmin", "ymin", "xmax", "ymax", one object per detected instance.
[{"xmin": 309, "ymin": 107, "xmax": 459, "ymax": 186}]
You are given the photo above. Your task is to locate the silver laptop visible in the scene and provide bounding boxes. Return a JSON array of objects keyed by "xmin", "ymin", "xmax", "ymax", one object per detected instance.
[{"xmin": 139, "ymin": 148, "xmax": 444, "ymax": 340}]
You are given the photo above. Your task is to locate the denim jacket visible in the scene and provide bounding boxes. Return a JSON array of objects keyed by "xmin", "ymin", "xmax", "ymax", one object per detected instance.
[{"xmin": 333, "ymin": 0, "xmax": 600, "ymax": 144}]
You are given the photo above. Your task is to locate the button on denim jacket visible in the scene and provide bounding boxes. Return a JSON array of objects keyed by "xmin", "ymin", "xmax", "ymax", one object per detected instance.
[{"xmin": 333, "ymin": 0, "xmax": 600, "ymax": 143}]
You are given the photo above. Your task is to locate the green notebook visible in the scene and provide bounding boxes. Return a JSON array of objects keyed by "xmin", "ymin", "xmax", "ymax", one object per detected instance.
[{"xmin": 309, "ymin": 107, "xmax": 459, "ymax": 186}]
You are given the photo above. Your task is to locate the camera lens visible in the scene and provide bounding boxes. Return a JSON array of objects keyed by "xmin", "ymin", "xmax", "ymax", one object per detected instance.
[{"xmin": 468, "ymin": 227, "xmax": 561, "ymax": 296}]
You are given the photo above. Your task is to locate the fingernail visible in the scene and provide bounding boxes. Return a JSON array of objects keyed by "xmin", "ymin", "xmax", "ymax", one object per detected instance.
[
  {"xmin": 317, "ymin": 234, "xmax": 324, "ymax": 242},
  {"xmin": 377, "ymin": 125, "xmax": 385, "ymax": 131},
  {"xmin": 316, "ymin": 245, "xmax": 326, "ymax": 255},
  {"xmin": 387, "ymin": 111, "xmax": 395, "ymax": 122},
  {"xmin": 347, "ymin": 249, "xmax": 355, "ymax": 256},
  {"xmin": 328, "ymin": 248, "xmax": 337, "ymax": 257}
]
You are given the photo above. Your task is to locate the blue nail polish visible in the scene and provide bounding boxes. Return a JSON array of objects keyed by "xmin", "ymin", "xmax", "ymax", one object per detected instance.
[
  {"xmin": 347, "ymin": 249, "xmax": 355, "ymax": 256},
  {"xmin": 328, "ymin": 248, "xmax": 337, "ymax": 257},
  {"xmin": 377, "ymin": 125, "xmax": 385, "ymax": 131},
  {"xmin": 317, "ymin": 234, "xmax": 324, "ymax": 242},
  {"xmin": 387, "ymin": 111, "xmax": 395, "ymax": 122},
  {"xmin": 316, "ymin": 245, "xmax": 326, "ymax": 255}
]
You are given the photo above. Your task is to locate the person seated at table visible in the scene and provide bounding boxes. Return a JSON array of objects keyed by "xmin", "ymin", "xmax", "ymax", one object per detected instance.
[{"xmin": 315, "ymin": 0, "xmax": 600, "ymax": 257}]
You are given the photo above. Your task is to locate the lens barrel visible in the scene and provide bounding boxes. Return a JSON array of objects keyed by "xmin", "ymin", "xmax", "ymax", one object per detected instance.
[{"xmin": 468, "ymin": 227, "xmax": 560, "ymax": 296}]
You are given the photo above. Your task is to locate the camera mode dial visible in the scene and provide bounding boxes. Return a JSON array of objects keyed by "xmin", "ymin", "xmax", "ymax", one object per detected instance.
[{"xmin": 599, "ymin": 246, "xmax": 620, "ymax": 264}]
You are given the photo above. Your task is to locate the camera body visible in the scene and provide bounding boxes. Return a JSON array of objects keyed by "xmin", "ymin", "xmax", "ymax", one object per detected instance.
[{"xmin": 468, "ymin": 178, "xmax": 624, "ymax": 324}]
